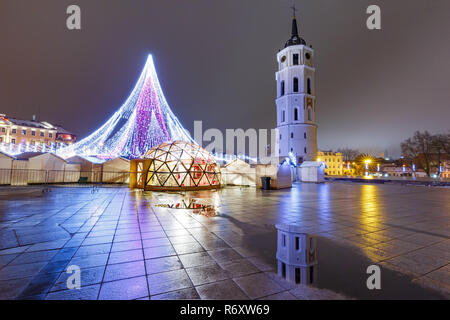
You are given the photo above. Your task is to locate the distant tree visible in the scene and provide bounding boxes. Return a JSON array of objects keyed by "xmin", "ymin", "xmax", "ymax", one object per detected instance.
[
  {"xmin": 431, "ymin": 133, "xmax": 450, "ymax": 174},
  {"xmin": 401, "ymin": 131, "xmax": 434, "ymax": 176},
  {"xmin": 353, "ymin": 153, "xmax": 377, "ymax": 175},
  {"xmin": 337, "ymin": 148, "xmax": 359, "ymax": 162}
]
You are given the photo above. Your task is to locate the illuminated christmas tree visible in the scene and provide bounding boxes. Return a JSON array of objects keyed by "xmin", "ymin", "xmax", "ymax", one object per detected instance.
[{"xmin": 58, "ymin": 54, "xmax": 194, "ymax": 160}]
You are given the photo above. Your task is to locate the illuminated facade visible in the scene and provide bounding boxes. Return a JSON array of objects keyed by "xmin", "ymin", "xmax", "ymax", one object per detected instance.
[
  {"xmin": 276, "ymin": 12, "xmax": 317, "ymax": 163},
  {"xmin": 0, "ymin": 114, "xmax": 76, "ymax": 153},
  {"xmin": 141, "ymin": 141, "xmax": 221, "ymax": 191},
  {"xmin": 317, "ymin": 151, "xmax": 343, "ymax": 176}
]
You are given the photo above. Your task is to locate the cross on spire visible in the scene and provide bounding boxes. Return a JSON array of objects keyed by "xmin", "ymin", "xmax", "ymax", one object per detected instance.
[{"xmin": 290, "ymin": 3, "xmax": 298, "ymax": 18}]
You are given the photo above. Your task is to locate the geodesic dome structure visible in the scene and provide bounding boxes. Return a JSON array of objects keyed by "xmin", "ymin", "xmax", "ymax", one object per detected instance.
[{"xmin": 142, "ymin": 141, "xmax": 221, "ymax": 190}]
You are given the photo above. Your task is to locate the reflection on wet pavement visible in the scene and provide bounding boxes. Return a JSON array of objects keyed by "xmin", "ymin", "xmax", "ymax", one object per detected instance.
[{"xmin": 0, "ymin": 182, "xmax": 449, "ymax": 300}]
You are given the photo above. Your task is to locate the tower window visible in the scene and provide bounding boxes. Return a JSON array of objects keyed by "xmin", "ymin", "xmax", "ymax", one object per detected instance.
[
  {"xmin": 308, "ymin": 108, "xmax": 312, "ymax": 121},
  {"xmin": 293, "ymin": 77, "xmax": 299, "ymax": 93},
  {"xmin": 304, "ymin": 147, "xmax": 307, "ymax": 154},
  {"xmin": 291, "ymin": 148, "xmax": 293, "ymax": 152},
  {"xmin": 280, "ymin": 81, "xmax": 285, "ymax": 96},
  {"xmin": 293, "ymin": 53, "xmax": 299, "ymax": 65},
  {"xmin": 294, "ymin": 108, "xmax": 298, "ymax": 121},
  {"xmin": 307, "ymin": 78, "xmax": 312, "ymax": 95},
  {"xmin": 282, "ymin": 110, "xmax": 285, "ymax": 123},
  {"xmin": 304, "ymin": 132, "xmax": 307, "ymax": 139},
  {"xmin": 291, "ymin": 133, "xmax": 293, "ymax": 139}
]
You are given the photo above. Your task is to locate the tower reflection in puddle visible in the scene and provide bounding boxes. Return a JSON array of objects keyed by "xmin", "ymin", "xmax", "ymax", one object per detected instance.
[
  {"xmin": 150, "ymin": 191, "xmax": 221, "ymax": 217},
  {"xmin": 276, "ymin": 224, "xmax": 318, "ymax": 285}
]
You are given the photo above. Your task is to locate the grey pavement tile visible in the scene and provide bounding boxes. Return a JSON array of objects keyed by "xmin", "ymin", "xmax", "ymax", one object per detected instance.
[
  {"xmin": 10, "ymin": 250, "xmax": 58, "ymax": 265},
  {"xmin": 195, "ymin": 279, "xmax": 248, "ymax": 300},
  {"xmin": 99, "ymin": 276, "xmax": 148, "ymax": 300},
  {"xmin": 185, "ymin": 263, "xmax": 229, "ymax": 286},
  {"xmin": 258, "ymin": 291, "xmax": 297, "ymax": 300},
  {"xmin": 143, "ymin": 245, "xmax": 176, "ymax": 259},
  {"xmin": 26, "ymin": 240, "xmax": 69, "ymax": 252},
  {"xmin": 151, "ymin": 287, "xmax": 200, "ymax": 300},
  {"xmin": 173, "ymin": 242, "xmax": 205, "ymax": 255},
  {"xmin": 219, "ymin": 259, "xmax": 259, "ymax": 278},
  {"xmin": 0, "ymin": 261, "xmax": 47, "ymax": 281},
  {"xmin": 111, "ymin": 240, "xmax": 142, "ymax": 252},
  {"xmin": 145, "ymin": 256, "xmax": 183, "ymax": 275},
  {"xmin": 0, "ymin": 253, "xmax": 18, "ymax": 268},
  {"xmin": 0, "ymin": 245, "xmax": 31, "ymax": 256},
  {"xmin": 141, "ymin": 231, "xmax": 166, "ymax": 239},
  {"xmin": 233, "ymin": 273, "xmax": 284, "ymax": 299},
  {"xmin": 208, "ymin": 248, "xmax": 243, "ymax": 264},
  {"xmin": 69, "ymin": 253, "xmax": 109, "ymax": 269},
  {"xmin": 147, "ymin": 269, "xmax": 192, "ymax": 295},
  {"xmin": 104, "ymin": 260, "xmax": 146, "ymax": 282},
  {"xmin": 82, "ymin": 235, "xmax": 113, "ymax": 246},
  {"xmin": 179, "ymin": 252, "xmax": 215, "ymax": 268},
  {"xmin": 51, "ymin": 265, "xmax": 105, "ymax": 291},
  {"xmin": 142, "ymin": 237, "xmax": 171, "ymax": 248},
  {"xmin": 74, "ymin": 243, "xmax": 112, "ymax": 257},
  {"xmin": 108, "ymin": 249, "xmax": 143, "ymax": 265},
  {"xmin": 0, "ymin": 277, "xmax": 32, "ymax": 299},
  {"xmin": 46, "ymin": 284, "xmax": 101, "ymax": 300}
]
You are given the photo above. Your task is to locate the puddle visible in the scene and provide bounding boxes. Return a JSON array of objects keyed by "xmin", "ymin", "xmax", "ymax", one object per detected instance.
[
  {"xmin": 156, "ymin": 199, "xmax": 218, "ymax": 217},
  {"xmin": 150, "ymin": 191, "xmax": 221, "ymax": 217},
  {"xmin": 220, "ymin": 215, "xmax": 447, "ymax": 299}
]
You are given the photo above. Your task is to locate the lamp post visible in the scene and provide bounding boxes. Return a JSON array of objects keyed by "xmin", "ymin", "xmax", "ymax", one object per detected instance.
[{"xmin": 364, "ymin": 159, "xmax": 371, "ymax": 177}]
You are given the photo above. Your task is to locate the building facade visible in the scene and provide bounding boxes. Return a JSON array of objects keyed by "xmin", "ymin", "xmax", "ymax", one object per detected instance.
[
  {"xmin": 275, "ymin": 13, "xmax": 317, "ymax": 163},
  {"xmin": 0, "ymin": 114, "xmax": 76, "ymax": 148},
  {"xmin": 317, "ymin": 151, "xmax": 343, "ymax": 176}
]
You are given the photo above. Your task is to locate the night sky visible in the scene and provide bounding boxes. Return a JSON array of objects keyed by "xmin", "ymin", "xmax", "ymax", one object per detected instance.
[{"xmin": 1, "ymin": 0, "xmax": 450, "ymax": 157}]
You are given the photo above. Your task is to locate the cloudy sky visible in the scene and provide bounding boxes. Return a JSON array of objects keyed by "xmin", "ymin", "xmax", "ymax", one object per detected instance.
[{"xmin": 1, "ymin": 0, "xmax": 449, "ymax": 157}]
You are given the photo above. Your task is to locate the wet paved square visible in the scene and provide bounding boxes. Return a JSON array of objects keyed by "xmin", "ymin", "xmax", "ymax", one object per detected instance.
[{"xmin": 0, "ymin": 183, "xmax": 449, "ymax": 300}]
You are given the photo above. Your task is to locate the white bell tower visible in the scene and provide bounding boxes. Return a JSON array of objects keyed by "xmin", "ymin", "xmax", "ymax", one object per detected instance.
[{"xmin": 275, "ymin": 8, "xmax": 317, "ymax": 163}]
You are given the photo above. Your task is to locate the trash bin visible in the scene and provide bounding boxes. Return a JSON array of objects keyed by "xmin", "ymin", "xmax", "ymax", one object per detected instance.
[{"xmin": 261, "ymin": 176, "xmax": 271, "ymax": 190}]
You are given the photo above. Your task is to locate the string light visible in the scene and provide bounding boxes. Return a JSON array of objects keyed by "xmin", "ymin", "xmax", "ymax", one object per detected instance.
[{"xmin": 56, "ymin": 54, "xmax": 194, "ymax": 161}]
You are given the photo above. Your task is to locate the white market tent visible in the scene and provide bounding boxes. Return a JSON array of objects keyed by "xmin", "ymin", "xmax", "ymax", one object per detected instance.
[
  {"xmin": 0, "ymin": 151, "xmax": 14, "ymax": 184},
  {"xmin": 102, "ymin": 157, "xmax": 130, "ymax": 183},
  {"xmin": 299, "ymin": 161, "xmax": 325, "ymax": 183},
  {"xmin": 222, "ymin": 159, "xmax": 256, "ymax": 186}
]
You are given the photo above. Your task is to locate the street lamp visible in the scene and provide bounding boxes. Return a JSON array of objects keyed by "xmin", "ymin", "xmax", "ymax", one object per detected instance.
[{"xmin": 364, "ymin": 159, "xmax": 371, "ymax": 176}]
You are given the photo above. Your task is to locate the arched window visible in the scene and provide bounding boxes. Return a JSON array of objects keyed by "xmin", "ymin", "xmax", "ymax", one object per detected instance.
[
  {"xmin": 294, "ymin": 108, "xmax": 298, "ymax": 121},
  {"xmin": 282, "ymin": 110, "xmax": 286, "ymax": 122},
  {"xmin": 280, "ymin": 81, "xmax": 285, "ymax": 96},
  {"xmin": 308, "ymin": 108, "xmax": 312, "ymax": 121},
  {"xmin": 307, "ymin": 78, "xmax": 312, "ymax": 95},
  {"xmin": 293, "ymin": 77, "xmax": 299, "ymax": 93}
]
